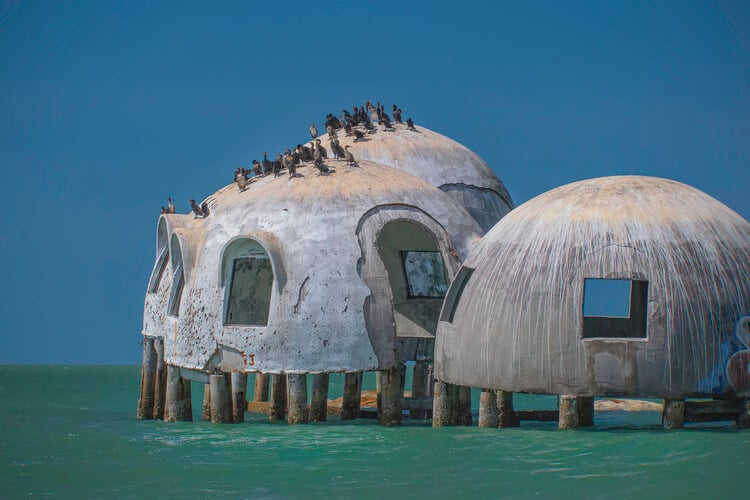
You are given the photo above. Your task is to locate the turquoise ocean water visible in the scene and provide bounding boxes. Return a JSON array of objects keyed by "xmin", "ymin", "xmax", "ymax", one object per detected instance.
[{"xmin": 0, "ymin": 365, "xmax": 746, "ymax": 498}]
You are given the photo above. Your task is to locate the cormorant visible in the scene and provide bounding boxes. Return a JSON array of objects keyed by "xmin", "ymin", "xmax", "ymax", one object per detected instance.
[
  {"xmin": 189, "ymin": 199, "xmax": 204, "ymax": 218},
  {"xmin": 344, "ymin": 145, "xmax": 356, "ymax": 165},
  {"xmin": 406, "ymin": 118, "xmax": 416, "ymax": 131},
  {"xmin": 309, "ymin": 123, "xmax": 318, "ymax": 140}
]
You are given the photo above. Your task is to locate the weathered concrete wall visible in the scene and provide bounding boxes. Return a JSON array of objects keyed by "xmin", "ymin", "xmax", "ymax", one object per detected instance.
[
  {"xmin": 436, "ymin": 176, "xmax": 750, "ymax": 398},
  {"xmin": 145, "ymin": 161, "xmax": 482, "ymax": 375}
]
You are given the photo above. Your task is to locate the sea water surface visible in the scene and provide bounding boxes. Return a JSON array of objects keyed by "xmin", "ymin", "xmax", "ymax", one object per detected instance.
[{"xmin": 0, "ymin": 365, "xmax": 746, "ymax": 498}]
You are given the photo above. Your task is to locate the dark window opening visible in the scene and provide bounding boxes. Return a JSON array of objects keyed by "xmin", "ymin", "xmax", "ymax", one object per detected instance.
[
  {"xmin": 440, "ymin": 267, "xmax": 474, "ymax": 323},
  {"xmin": 582, "ymin": 279, "xmax": 648, "ymax": 339},
  {"xmin": 167, "ymin": 263, "xmax": 184, "ymax": 317},
  {"xmin": 400, "ymin": 251, "xmax": 448, "ymax": 298},
  {"xmin": 225, "ymin": 257, "xmax": 273, "ymax": 326},
  {"xmin": 147, "ymin": 245, "xmax": 169, "ymax": 293}
]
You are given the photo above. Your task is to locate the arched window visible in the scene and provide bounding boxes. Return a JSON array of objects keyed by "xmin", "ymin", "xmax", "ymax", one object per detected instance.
[
  {"xmin": 221, "ymin": 238, "xmax": 274, "ymax": 326},
  {"xmin": 167, "ymin": 234, "xmax": 185, "ymax": 317},
  {"xmin": 147, "ymin": 218, "xmax": 169, "ymax": 293},
  {"xmin": 376, "ymin": 219, "xmax": 449, "ymax": 337}
]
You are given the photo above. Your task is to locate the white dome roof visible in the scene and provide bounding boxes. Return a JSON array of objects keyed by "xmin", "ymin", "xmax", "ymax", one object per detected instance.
[{"xmin": 436, "ymin": 176, "xmax": 750, "ymax": 397}]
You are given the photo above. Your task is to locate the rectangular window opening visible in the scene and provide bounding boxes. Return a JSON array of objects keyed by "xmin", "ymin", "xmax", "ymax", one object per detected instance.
[
  {"xmin": 400, "ymin": 251, "xmax": 449, "ymax": 299},
  {"xmin": 582, "ymin": 278, "xmax": 648, "ymax": 339}
]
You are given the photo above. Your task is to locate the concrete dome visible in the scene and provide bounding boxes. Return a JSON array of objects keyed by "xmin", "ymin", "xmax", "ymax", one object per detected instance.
[
  {"xmin": 144, "ymin": 159, "xmax": 483, "ymax": 374},
  {"xmin": 435, "ymin": 176, "xmax": 750, "ymax": 398},
  {"xmin": 319, "ymin": 124, "xmax": 514, "ymax": 231}
]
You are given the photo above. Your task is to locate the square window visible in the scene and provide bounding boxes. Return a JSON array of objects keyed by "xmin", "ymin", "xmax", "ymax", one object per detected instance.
[{"xmin": 582, "ymin": 279, "xmax": 648, "ymax": 339}]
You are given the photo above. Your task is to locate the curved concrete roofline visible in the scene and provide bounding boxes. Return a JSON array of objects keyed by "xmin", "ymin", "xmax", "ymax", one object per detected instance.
[{"xmin": 218, "ymin": 232, "xmax": 287, "ymax": 294}]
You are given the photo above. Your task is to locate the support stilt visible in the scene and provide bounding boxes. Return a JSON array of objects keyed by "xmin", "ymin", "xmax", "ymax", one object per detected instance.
[
  {"xmin": 136, "ymin": 337, "xmax": 157, "ymax": 420},
  {"xmin": 231, "ymin": 372, "xmax": 247, "ymax": 423},
  {"xmin": 577, "ymin": 396, "xmax": 594, "ymax": 427},
  {"xmin": 254, "ymin": 372, "xmax": 270, "ymax": 402},
  {"xmin": 309, "ymin": 373, "xmax": 329, "ymax": 422},
  {"xmin": 269, "ymin": 374, "xmax": 287, "ymax": 421},
  {"xmin": 497, "ymin": 390, "xmax": 519, "ymax": 428},
  {"xmin": 411, "ymin": 362, "xmax": 430, "ymax": 419},
  {"xmin": 209, "ymin": 373, "xmax": 232, "ymax": 424},
  {"xmin": 152, "ymin": 337, "xmax": 167, "ymax": 420},
  {"xmin": 378, "ymin": 365, "xmax": 403, "ymax": 426},
  {"xmin": 455, "ymin": 386, "xmax": 473, "ymax": 426},
  {"xmin": 432, "ymin": 380, "xmax": 454, "ymax": 428},
  {"xmin": 478, "ymin": 389, "xmax": 498, "ymax": 428},
  {"xmin": 558, "ymin": 395, "xmax": 579, "ymax": 429},
  {"xmin": 662, "ymin": 398, "xmax": 685, "ymax": 430},
  {"xmin": 737, "ymin": 399, "xmax": 750, "ymax": 429},
  {"xmin": 341, "ymin": 372, "xmax": 362, "ymax": 421},
  {"xmin": 202, "ymin": 383, "xmax": 211, "ymax": 421},
  {"xmin": 164, "ymin": 365, "xmax": 192, "ymax": 422},
  {"xmin": 286, "ymin": 373, "xmax": 309, "ymax": 424}
]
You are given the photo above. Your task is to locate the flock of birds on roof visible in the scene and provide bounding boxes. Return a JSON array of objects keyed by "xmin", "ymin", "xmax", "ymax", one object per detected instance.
[{"xmin": 160, "ymin": 100, "xmax": 417, "ymax": 218}]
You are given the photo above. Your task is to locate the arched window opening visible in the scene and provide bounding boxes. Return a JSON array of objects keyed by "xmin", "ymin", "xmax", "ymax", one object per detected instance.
[
  {"xmin": 222, "ymin": 239, "xmax": 274, "ymax": 326},
  {"xmin": 167, "ymin": 235, "xmax": 185, "ymax": 318},
  {"xmin": 377, "ymin": 220, "xmax": 449, "ymax": 338},
  {"xmin": 147, "ymin": 218, "xmax": 170, "ymax": 293}
]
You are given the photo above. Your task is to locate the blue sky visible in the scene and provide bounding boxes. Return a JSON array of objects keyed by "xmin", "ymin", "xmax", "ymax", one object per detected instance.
[{"xmin": 1, "ymin": 0, "xmax": 748, "ymax": 364}]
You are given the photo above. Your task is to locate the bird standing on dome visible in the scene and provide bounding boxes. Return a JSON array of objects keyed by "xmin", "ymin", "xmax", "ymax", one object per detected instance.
[
  {"xmin": 406, "ymin": 118, "xmax": 416, "ymax": 131},
  {"xmin": 314, "ymin": 138, "xmax": 327, "ymax": 158},
  {"xmin": 200, "ymin": 201, "xmax": 210, "ymax": 217},
  {"xmin": 161, "ymin": 197, "xmax": 176, "ymax": 214},
  {"xmin": 309, "ymin": 123, "xmax": 318, "ymax": 140},
  {"xmin": 189, "ymin": 199, "xmax": 204, "ymax": 218},
  {"xmin": 262, "ymin": 152, "xmax": 272, "ymax": 175},
  {"xmin": 392, "ymin": 105, "xmax": 402, "ymax": 123},
  {"xmin": 344, "ymin": 145, "xmax": 356, "ymax": 166},
  {"xmin": 235, "ymin": 168, "xmax": 248, "ymax": 192}
]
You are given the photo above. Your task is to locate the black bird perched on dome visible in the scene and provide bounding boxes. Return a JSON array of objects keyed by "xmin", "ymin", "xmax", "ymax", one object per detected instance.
[
  {"xmin": 201, "ymin": 201, "xmax": 210, "ymax": 217},
  {"xmin": 344, "ymin": 145, "xmax": 356, "ymax": 165},
  {"xmin": 392, "ymin": 105, "xmax": 402, "ymax": 123},
  {"xmin": 380, "ymin": 116, "xmax": 394, "ymax": 130},
  {"xmin": 161, "ymin": 197, "xmax": 176, "ymax": 214},
  {"xmin": 345, "ymin": 124, "xmax": 365, "ymax": 140},
  {"xmin": 309, "ymin": 123, "xmax": 318, "ymax": 140},
  {"xmin": 406, "ymin": 118, "xmax": 416, "ymax": 131},
  {"xmin": 314, "ymin": 138, "xmax": 327, "ymax": 158},
  {"xmin": 262, "ymin": 152, "xmax": 272, "ymax": 175},
  {"xmin": 252, "ymin": 160, "xmax": 263, "ymax": 176},
  {"xmin": 190, "ymin": 199, "xmax": 205, "ymax": 218},
  {"xmin": 235, "ymin": 168, "xmax": 248, "ymax": 192}
]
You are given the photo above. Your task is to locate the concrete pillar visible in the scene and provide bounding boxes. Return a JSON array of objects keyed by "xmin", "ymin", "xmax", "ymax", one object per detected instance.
[
  {"xmin": 164, "ymin": 365, "xmax": 192, "ymax": 422},
  {"xmin": 341, "ymin": 372, "xmax": 362, "ymax": 421},
  {"xmin": 152, "ymin": 337, "xmax": 167, "ymax": 420},
  {"xmin": 202, "ymin": 383, "xmax": 211, "ymax": 421},
  {"xmin": 378, "ymin": 366, "xmax": 403, "ymax": 426},
  {"xmin": 559, "ymin": 395, "xmax": 579, "ymax": 429},
  {"xmin": 411, "ymin": 362, "xmax": 429, "ymax": 419},
  {"xmin": 375, "ymin": 371, "xmax": 383, "ymax": 420},
  {"xmin": 432, "ymin": 380, "xmax": 454, "ymax": 428},
  {"xmin": 286, "ymin": 373, "xmax": 309, "ymax": 425},
  {"xmin": 662, "ymin": 398, "xmax": 685, "ymax": 430},
  {"xmin": 269, "ymin": 374, "xmax": 287, "ymax": 421},
  {"xmin": 497, "ymin": 390, "xmax": 519, "ymax": 428},
  {"xmin": 136, "ymin": 337, "xmax": 157, "ymax": 420},
  {"xmin": 737, "ymin": 399, "xmax": 750, "ymax": 429},
  {"xmin": 426, "ymin": 363, "xmax": 434, "ymax": 397},
  {"xmin": 254, "ymin": 372, "xmax": 270, "ymax": 402},
  {"xmin": 231, "ymin": 372, "xmax": 248, "ymax": 423},
  {"xmin": 309, "ymin": 373, "xmax": 329, "ymax": 422},
  {"xmin": 209, "ymin": 373, "xmax": 232, "ymax": 424},
  {"xmin": 478, "ymin": 389, "xmax": 498, "ymax": 428},
  {"xmin": 577, "ymin": 396, "xmax": 594, "ymax": 427},
  {"xmin": 455, "ymin": 386, "xmax": 473, "ymax": 426}
]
